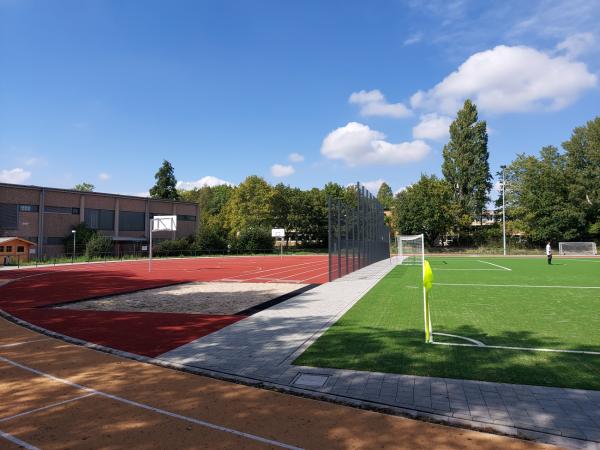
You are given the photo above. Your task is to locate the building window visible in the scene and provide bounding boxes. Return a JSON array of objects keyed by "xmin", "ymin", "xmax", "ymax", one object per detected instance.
[
  {"xmin": 24, "ymin": 237, "xmax": 38, "ymax": 244},
  {"xmin": 0, "ymin": 246, "xmax": 4, "ymax": 252},
  {"xmin": 19, "ymin": 204, "xmax": 39, "ymax": 212},
  {"xmin": 0, "ymin": 203, "xmax": 18, "ymax": 229},
  {"xmin": 17, "ymin": 246, "xmax": 25, "ymax": 253},
  {"xmin": 177, "ymin": 215, "xmax": 196, "ymax": 222},
  {"xmin": 85, "ymin": 209, "xmax": 114, "ymax": 230},
  {"xmin": 119, "ymin": 211, "xmax": 145, "ymax": 231},
  {"xmin": 6, "ymin": 246, "xmax": 12, "ymax": 252},
  {"xmin": 46, "ymin": 237, "xmax": 65, "ymax": 246},
  {"xmin": 45, "ymin": 206, "xmax": 80, "ymax": 214}
]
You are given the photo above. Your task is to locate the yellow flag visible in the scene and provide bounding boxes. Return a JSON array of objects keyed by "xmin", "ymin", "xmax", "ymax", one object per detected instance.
[{"xmin": 423, "ymin": 260, "xmax": 433, "ymax": 291}]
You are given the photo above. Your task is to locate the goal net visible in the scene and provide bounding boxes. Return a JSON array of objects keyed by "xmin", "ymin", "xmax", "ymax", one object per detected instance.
[
  {"xmin": 558, "ymin": 242, "xmax": 597, "ymax": 256},
  {"xmin": 397, "ymin": 234, "xmax": 425, "ymax": 266}
]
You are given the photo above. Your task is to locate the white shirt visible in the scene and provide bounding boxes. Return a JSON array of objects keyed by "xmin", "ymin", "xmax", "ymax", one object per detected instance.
[{"xmin": 546, "ymin": 244, "xmax": 552, "ymax": 255}]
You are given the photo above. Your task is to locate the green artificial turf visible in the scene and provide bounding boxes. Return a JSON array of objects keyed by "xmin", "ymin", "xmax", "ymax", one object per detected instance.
[{"xmin": 294, "ymin": 257, "xmax": 600, "ymax": 390}]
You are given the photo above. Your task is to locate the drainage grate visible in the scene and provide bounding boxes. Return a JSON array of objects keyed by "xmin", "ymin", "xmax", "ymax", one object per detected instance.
[{"xmin": 292, "ymin": 373, "xmax": 329, "ymax": 388}]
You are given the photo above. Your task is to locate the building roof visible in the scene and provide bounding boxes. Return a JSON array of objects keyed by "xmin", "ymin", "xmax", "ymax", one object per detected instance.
[
  {"xmin": 0, "ymin": 182, "xmax": 197, "ymax": 206},
  {"xmin": 0, "ymin": 237, "xmax": 37, "ymax": 246}
]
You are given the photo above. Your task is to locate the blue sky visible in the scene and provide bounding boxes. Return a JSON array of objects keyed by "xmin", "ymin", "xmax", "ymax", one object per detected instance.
[{"xmin": 1, "ymin": 0, "xmax": 599, "ymax": 199}]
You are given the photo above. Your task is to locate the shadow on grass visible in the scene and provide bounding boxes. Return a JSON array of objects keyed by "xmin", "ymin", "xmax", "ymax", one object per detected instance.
[{"xmin": 294, "ymin": 324, "xmax": 600, "ymax": 391}]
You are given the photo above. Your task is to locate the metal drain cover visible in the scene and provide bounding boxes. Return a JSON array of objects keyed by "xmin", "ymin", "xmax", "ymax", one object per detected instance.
[{"xmin": 293, "ymin": 373, "xmax": 329, "ymax": 388}]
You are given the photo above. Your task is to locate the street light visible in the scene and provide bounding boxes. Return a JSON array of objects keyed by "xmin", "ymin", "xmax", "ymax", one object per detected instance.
[
  {"xmin": 500, "ymin": 165, "xmax": 507, "ymax": 256},
  {"xmin": 71, "ymin": 229, "xmax": 76, "ymax": 263}
]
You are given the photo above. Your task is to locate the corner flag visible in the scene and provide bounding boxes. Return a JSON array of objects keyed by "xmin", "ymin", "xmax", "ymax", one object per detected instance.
[{"xmin": 423, "ymin": 260, "xmax": 433, "ymax": 343}]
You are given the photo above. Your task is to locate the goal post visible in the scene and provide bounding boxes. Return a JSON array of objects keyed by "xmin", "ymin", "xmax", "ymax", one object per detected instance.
[
  {"xmin": 558, "ymin": 242, "xmax": 597, "ymax": 256},
  {"xmin": 397, "ymin": 234, "xmax": 432, "ymax": 342},
  {"xmin": 148, "ymin": 215, "xmax": 177, "ymax": 272}
]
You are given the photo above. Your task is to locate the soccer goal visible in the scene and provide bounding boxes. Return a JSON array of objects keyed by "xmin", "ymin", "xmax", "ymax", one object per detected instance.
[
  {"xmin": 397, "ymin": 234, "xmax": 425, "ymax": 266},
  {"xmin": 558, "ymin": 242, "xmax": 598, "ymax": 256}
]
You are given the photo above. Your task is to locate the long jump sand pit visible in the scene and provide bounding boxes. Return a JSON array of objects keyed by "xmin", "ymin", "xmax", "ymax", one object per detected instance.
[{"xmin": 55, "ymin": 282, "xmax": 308, "ymax": 315}]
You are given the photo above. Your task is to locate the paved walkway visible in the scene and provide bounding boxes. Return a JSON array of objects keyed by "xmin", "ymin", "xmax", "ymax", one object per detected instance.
[{"xmin": 160, "ymin": 258, "xmax": 600, "ymax": 449}]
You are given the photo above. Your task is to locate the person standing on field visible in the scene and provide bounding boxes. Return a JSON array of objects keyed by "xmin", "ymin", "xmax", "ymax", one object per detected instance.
[{"xmin": 546, "ymin": 242, "xmax": 552, "ymax": 265}]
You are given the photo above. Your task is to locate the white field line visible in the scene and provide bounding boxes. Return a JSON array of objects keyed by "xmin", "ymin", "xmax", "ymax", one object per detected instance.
[
  {"xmin": 434, "ymin": 269, "xmax": 502, "ymax": 271},
  {"xmin": 431, "ymin": 341, "xmax": 600, "ymax": 356},
  {"xmin": 0, "ymin": 393, "xmax": 96, "ymax": 423},
  {"xmin": 0, "ymin": 429, "xmax": 39, "ymax": 450},
  {"xmin": 477, "ymin": 260, "xmax": 512, "ymax": 271},
  {"xmin": 432, "ymin": 332, "xmax": 485, "ymax": 346},
  {"xmin": 0, "ymin": 338, "xmax": 50, "ymax": 348},
  {"xmin": 434, "ymin": 282, "xmax": 600, "ymax": 289},
  {"xmin": 0, "ymin": 355, "xmax": 303, "ymax": 450}
]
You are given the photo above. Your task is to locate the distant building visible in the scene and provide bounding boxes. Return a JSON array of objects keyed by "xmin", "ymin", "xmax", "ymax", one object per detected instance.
[
  {"xmin": 0, "ymin": 183, "xmax": 199, "ymax": 257},
  {"xmin": 471, "ymin": 210, "xmax": 497, "ymax": 226}
]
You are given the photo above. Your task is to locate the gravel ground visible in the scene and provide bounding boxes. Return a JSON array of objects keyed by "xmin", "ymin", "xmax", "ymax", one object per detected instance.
[{"xmin": 56, "ymin": 282, "xmax": 306, "ymax": 315}]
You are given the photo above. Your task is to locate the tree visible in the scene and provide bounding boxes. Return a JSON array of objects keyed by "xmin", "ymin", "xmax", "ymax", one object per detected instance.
[
  {"xmin": 392, "ymin": 175, "xmax": 453, "ymax": 246},
  {"xmin": 63, "ymin": 222, "xmax": 97, "ymax": 255},
  {"xmin": 74, "ymin": 182, "xmax": 95, "ymax": 192},
  {"xmin": 150, "ymin": 160, "xmax": 179, "ymax": 200},
  {"xmin": 223, "ymin": 175, "xmax": 273, "ymax": 233},
  {"xmin": 504, "ymin": 147, "xmax": 586, "ymax": 243},
  {"xmin": 442, "ymin": 99, "xmax": 492, "ymax": 223},
  {"xmin": 85, "ymin": 234, "xmax": 113, "ymax": 258},
  {"xmin": 562, "ymin": 116, "xmax": 600, "ymax": 237},
  {"xmin": 377, "ymin": 182, "xmax": 393, "ymax": 209}
]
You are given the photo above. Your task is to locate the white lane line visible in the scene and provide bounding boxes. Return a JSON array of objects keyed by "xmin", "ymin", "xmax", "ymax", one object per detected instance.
[
  {"xmin": 0, "ymin": 355, "xmax": 302, "ymax": 450},
  {"xmin": 477, "ymin": 260, "xmax": 512, "ymax": 271},
  {"xmin": 431, "ymin": 341, "xmax": 600, "ymax": 355},
  {"xmin": 434, "ymin": 282, "xmax": 600, "ymax": 289},
  {"xmin": 0, "ymin": 429, "xmax": 39, "ymax": 450},
  {"xmin": 215, "ymin": 259, "xmax": 325, "ymax": 282},
  {"xmin": 0, "ymin": 393, "xmax": 96, "ymax": 423},
  {"xmin": 0, "ymin": 338, "xmax": 50, "ymax": 349}
]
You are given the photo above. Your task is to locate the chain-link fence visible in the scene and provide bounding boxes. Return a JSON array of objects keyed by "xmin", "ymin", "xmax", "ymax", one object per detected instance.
[{"xmin": 328, "ymin": 183, "xmax": 391, "ymax": 281}]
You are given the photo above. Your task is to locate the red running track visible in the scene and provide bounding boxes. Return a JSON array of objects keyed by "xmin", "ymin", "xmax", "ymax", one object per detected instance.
[{"xmin": 0, "ymin": 255, "xmax": 328, "ymax": 357}]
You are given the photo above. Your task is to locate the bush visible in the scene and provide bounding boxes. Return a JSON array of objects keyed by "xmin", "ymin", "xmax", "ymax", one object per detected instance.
[
  {"xmin": 232, "ymin": 227, "xmax": 273, "ymax": 253},
  {"xmin": 64, "ymin": 222, "xmax": 97, "ymax": 255},
  {"xmin": 152, "ymin": 237, "xmax": 195, "ymax": 257},
  {"xmin": 196, "ymin": 223, "xmax": 227, "ymax": 251},
  {"xmin": 85, "ymin": 234, "xmax": 113, "ymax": 258}
]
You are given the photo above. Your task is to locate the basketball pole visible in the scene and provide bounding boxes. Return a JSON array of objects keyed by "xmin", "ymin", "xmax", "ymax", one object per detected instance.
[{"xmin": 149, "ymin": 226, "xmax": 153, "ymax": 273}]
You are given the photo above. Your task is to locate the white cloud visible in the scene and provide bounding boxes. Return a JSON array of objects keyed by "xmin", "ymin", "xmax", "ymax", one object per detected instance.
[
  {"xmin": 555, "ymin": 33, "xmax": 595, "ymax": 59},
  {"xmin": 361, "ymin": 179, "xmax": 386, "ymax": 194},
  {"xmin": 288, "ymin": 152, "xmax": 304, "ymax": 163},
  {"xmin": 410, "ymin": 45, "xmax": 597, "ymax": 114},
  {"xmin": 403, "ymin": 32, "xmax": 423, "ymax": 46},
  {"xmin": 412, "ymin": 113, "xmax": 453, "ymax": 141},
  {"xmin": 270, "ymin": 164, "xmax": 295, "ymax": 177},
  {"xmin": 98, "ymin": 172, "xmax": 110, "ymax": 181},
  {"xmin": 321, "ymin": 122, "xmax": 431, "ymax": 166},
  {"xmin": 394, "ymin": 186, "xmax": 408, "ymax": 196},
  {"xmin": 177, "ymin": 176, "xmax": 234, "ymax": 190},
  {"xmin": 0, "ymin": 167, "xmax": 31, "ymax": 184},
  {"xmin": 349, "ymin": 89, "xmax": 412, "ymax": 118}
]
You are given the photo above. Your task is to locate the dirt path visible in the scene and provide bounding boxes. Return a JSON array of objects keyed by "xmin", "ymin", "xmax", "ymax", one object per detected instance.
[{"xmin": 0, "ymin": 317, "xmax": 554, "ymax": 450}]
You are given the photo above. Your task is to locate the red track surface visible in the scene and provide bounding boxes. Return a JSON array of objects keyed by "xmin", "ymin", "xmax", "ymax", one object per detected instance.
[{"xmin": 0, "ymin": 255, "xmax": 328, "ymax": 357}]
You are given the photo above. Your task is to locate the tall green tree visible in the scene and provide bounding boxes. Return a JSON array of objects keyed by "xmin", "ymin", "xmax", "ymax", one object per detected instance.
[
  {"xmin": 392, "ymin": 175, "xmax": 453, "ymax": 246},
  {"xmin": 442, "ymin": 99, "xmax": 492, "ymax": 224},
  {"xmin": 377, "ymin": 182, "xmax": 393, "ymax": 209},
  {"xmin": 562, "ymin": 116, "xmax": 600, "ymax": 237},
  {"xmin": 73, "ymin": 182, "xmax": 95, "ymax": 192},
  {"xmin": 150, "ymin": 160, "xmax": 179, "ymax": 200},
  {"xmin": 223, "ymin": 175, "xmax": 273, "ymax": 233},
  {"xmin": 504, "ymin": 146, "xmax": 586, "ymax": 243}
]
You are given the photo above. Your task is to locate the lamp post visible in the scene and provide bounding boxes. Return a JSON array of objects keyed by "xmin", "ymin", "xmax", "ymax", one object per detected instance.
[
  {"xmin": 71, "ymin": 229, "xmax": 76, "ymax": 263},
  {"xmin": 500, "ymin": 165, "xmax": 507, "ymax": 256}
]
